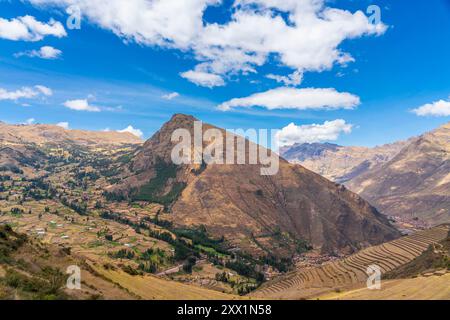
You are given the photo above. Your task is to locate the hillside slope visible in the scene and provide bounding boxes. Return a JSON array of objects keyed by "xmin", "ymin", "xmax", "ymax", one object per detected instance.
[
  {"xmin": 0, "ymin": 224, "xmax": 134, "ymax": 300},
  {"xmin": 110, "ymin": 114, "xmax": 400, "ymax": 257},
  {"xmin": 347, "ymin": 122, "xmax": 450, "ymax": 225},
  {"xmin": 280, "ymin": 141, "xmax": 408, "ymax": 183},
  {"xmin": 318, "ymin": 273, "xmax": 450, "ymax": 300},
  {"xmin": 0, "ymin": 122, "xmax": 142, "ymax": 146},
  {"xmin": 0, "ymin": 122, "xmax": 142, "ymax": 178}
]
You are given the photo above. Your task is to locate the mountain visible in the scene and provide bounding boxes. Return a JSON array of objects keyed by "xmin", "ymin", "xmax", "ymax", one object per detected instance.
[
  {"xmin": 109, "ymin": 114, "xmax": 400, "ymax": 257},
  {"xmin": 346, "ymin": 122, "xmax": 450, "ymax": 225},
  {"xmin": 0, "ymin": 122, "xmax": 142, "ymax": 178},
  {"xmin": 281, "ymin": 122, "xmax": 450, "ymax": 226},
  {"xmin": 280, "ymin": 140, "xmax": 408, "ymax": 183},
  {"xmin": 0, "ymin": 122, "xmax": 142, "ymax": 146}
]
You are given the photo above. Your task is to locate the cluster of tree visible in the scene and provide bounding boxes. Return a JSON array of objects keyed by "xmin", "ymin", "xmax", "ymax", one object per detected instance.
[
  {"xmin": 61, "ymin": 197, "xmax": 88, "ymax": 215},
  {"xmin": 225, "ymin": 259, "xmax": 265, "ymax": 283},
  {"xmin": 130, "ymin": 159, "xmax": 186, "ymax": 208},
  {"xmin": 0, "ymin": 175, "xmax": 11, "ymax": 182},
  {"xmin": 182, "ymin": 256, "xmax": 197, "ymax": 273},
  {"xmin": 109, "ymin": 249, "xmax": 135, "ymax": 260},
  {"xmin": 173, "ymin": 226, "xmax": 228, "ymax": 255},
  {"xmin": 103, "ymin": 191, "xmax": 127, "ymax": 202},
  {"xmin": 23, "ymin": 178, "xmax": 57, "ymax": 201},
  {"xmin": 259, "ymin": 255, "xmax": 293, "ymax": 273},
  {"xmin": 10, "ymin": 208, "xmax": 25, "ymax": 216},
  {"xmin": 0, "ymin": 166, "xmax": 23, "ymax": 174}
]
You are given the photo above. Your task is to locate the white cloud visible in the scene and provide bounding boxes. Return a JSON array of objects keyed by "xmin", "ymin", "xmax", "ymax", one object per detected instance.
[
  {"xmin": 0, "ymin": 15, "xmax": 66, "ymax": 41},
  {"xmin": 217, "ymin": 87, "xmax": 360, "ymax": 111},
  {"xmin": 118, "ymin": 125, "xmax": 143, "ymax": 138},
  {"xmin": 56, "ymin": 122, "xmax": 69, "ymax": 129},
  {"xmin": 266, "ymin": 71, "xmax": 303, "ymax": 86},
  {"xmin": 276, "ymin": 119, "xmax": 353, "ymax": 147},
  {"xmin": 63, "ymin": 99, "xmax": 101, "ymax": 112},
  {"xmin": 24, "ymin": 118, "xmax": 35, "ymax": 125},
  {"xmin": 180, "ymin": 70, "xmax": 225, "ymax": 88},
  {"xmin": 34, "ymin": 85, "xmax": 53, "ymax": 96},
  {"xmin": 15, "ymin": 46, "xmax": 62, "ymax": 59},
  {"xmin": 26, "ymin": 0, "xmax": 386, "ymax": 86},
  {"xmin": 162, "ymin": 92, "xmax": 180, "ymax": 100},
  {"xmin": 412, "ymin": 98, "xmax": 450, "ymax": 117},
  {"xmin": 0, "ymin": 85, "xmax": 53, "ymax": 101}
]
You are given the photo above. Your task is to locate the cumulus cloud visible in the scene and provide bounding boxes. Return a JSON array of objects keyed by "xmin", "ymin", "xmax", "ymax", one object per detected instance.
[
  {"xmin": 412, "ymin": 98, "xmax": 450, "ymax": 117},
  {"xmin": 180, "ymin": 70, "xmax": 225, "ymax": 88},
  {"xmin": 63, "ymin": 99, "xmax": 101, "ymax": 112},
  {"xmin": 162, "ymin": 92, "xmax": 180, "ymax": 100},
  {"xmin": 217, "ymin": 87, "xmax": 361, "ymax": 111},
  {"xmin": 26, "ymin": 0, "xmax": 386, "ymax": 86},
  {"xmin": 15, "ymin": 46, "xmax": 62, "ymax": 59},
  {"xmin": 0, "ymin": 15, "xmax": 66, "ymax": 41},
  {"xmin": 118, "ymin": 125, "xmax": 143, "ymax": 138},
  {"xmin": 56, "ymin": 121, "xmax": 69, "ymax": 129},
  {"xmin": 276, "ymin": 120, "xmax": 353, "ymax": 147},
  {"xmin": 0, "ymin": 85, "xmax": 53, "ymax": 101}
]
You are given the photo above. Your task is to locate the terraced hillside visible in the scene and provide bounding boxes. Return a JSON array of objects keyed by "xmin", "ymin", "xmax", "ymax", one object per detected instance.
[
  {"xmin": 251, "ymin": 225, "xmax": 450, "ymax": 299},
  {"xmin": 318, "ymin": 273, "xmax": 450, "ymax": 300}
]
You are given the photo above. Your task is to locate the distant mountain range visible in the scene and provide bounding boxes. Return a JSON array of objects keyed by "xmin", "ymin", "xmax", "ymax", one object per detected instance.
[{"xmin": 281, "ymin": 122, "xmax": 450, "ymax": 225}]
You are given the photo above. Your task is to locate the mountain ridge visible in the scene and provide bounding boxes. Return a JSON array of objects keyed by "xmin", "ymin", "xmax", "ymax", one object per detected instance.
[
  {"xmin": 281, "ymin": 122, "xmax": 450, "ymax": 225},
  {"xmin": 109, "ymin": 114, "xmax": 400, "ymax": 257},
  {"xmin": 0, "ymin": 122, "xmax": 142, "ymax": 146}
]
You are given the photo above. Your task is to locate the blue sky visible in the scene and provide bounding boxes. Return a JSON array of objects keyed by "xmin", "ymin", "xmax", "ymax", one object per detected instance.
[{"xmin": 0, "ymin": 0, "xmax": 449, "ymax": 147}]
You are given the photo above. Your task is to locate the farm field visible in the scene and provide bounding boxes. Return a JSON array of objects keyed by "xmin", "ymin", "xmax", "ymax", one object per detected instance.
[{"xmin": 93, "ymin": 265, "xmax": 241, "ymax": 300}]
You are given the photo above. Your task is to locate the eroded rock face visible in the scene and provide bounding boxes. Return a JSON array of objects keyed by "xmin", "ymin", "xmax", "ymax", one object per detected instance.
[
  {"xmin": 346, "ymin": 122, "xmax": 450, "ymax": 226},
  {"xmin": 114, "ymin": 114, "xmax": 400, "ymax": 257}
]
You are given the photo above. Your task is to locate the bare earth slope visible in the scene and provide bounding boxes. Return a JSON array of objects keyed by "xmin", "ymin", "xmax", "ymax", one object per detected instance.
[
  {"xmin": 280, "ymin": 141, "xmax": 408, "ymax": 183},
  {"xmin": 111, "ymin": 114, "xmax": 400, "ymax": 257},
  {"xmin": 281, "ymin": 122, "xmax": 450, "ymax": 226},
  {"xmin": 347, "ymin": 122, "xmax": 450, "ymax": 225}
]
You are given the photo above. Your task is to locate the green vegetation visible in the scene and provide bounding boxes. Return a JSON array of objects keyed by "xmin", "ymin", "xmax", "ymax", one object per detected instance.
[
  {"xmin": 2, "ymin": 268, "xmax": 67, "ymax": 300},
  {"xmin": 0, "ymin": 225, "xmax": 68, "ymax": 300},
  {"xmin": 131, "ymin": 159, "xmax": 186, "ymax": 207},
  {"xmin": 0, "ymin": 225, "xmax": 27, "ymax": 263}
]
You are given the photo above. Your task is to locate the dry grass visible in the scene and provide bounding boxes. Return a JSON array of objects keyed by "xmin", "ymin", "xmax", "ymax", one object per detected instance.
[
  {"xmin": 93, "ymin": 265, "xmax": 243, "ymax": 300},
  {"xmin": 316, "ymin": 273, "xmax": 450, "ymax": 300}
]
